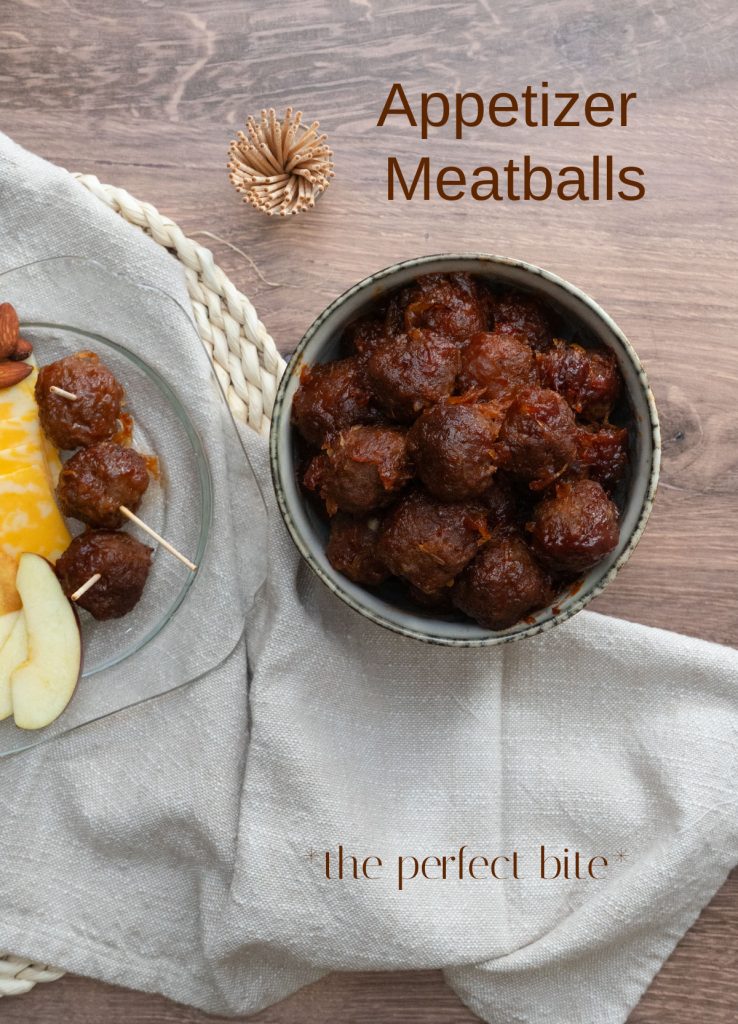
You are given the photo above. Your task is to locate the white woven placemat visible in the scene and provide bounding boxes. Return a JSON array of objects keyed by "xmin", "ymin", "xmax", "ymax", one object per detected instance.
[{"xmin": 0, "ymin": 174, "xmax": 286, "ymax": 997}]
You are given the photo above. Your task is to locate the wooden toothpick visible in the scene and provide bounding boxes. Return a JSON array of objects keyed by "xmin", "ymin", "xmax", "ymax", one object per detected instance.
[
  {"xmin": 228, "ymin": 108, "xmax": 334, "ymax": 217},
  {"xmin": 119, "ymin": 506, "xmax": 198, "ymax": 572},
  {"xmin": 50, "ymin": 385, "xmax": 79, "ymax": 400},
  {"xmin": 70, "ymin": 573, "xmax": 101, "ymax": 601}
]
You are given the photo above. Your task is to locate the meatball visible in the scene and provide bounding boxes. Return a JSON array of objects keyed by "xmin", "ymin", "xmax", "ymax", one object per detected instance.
[
  {"xmin": 452, "ymin": 529, "xmax": 553, "ymax": 630},
  {"xmin": 56, "ymin": 531, "xmax": 153, "ymax": 620},
  {"xmin": 391, "ymin": 272, "xmax": 489, "ymax": 342},
  {"xmin": 56, "ymin": 441, "xmax": 149, "ymax": 529},
  {"xmin": 527, "ymin": 478, "xmax": 620, "ymax": 574},
  {"xmin": 408, "ymin": 583, "xmax": 454, "ymax": 611},
  {"xmin": 536, "ymin": 339, "xmax": 622, "ymax": 420},
  {"xmin": 366, "ymin": 328, "xmax": 461, "ymax": 421},
  {"xmin": 497, "ymin": 386, "xmax": 578, "ymax": 489},
  {"xmin": 342, "ymin": 316, "xmax": 388, "ymax": 360},
  {"xmin": 489, "ymin": 290, "xmax": 553, "ymax": 350},
  {"xmin": 408, "ymin": 401, "xmax": 502, "ymax": 501},
  {"xmin": 301, "ymin": 451, "xmax": 330, "ymax": 511},
  {"xmin": 458, "ymin": 328, "xmax": 537, "ymax": 402},
  {"xmin": 576, "ymin": 424, "xmax": 629, "ymax": 491},
  {"xmin": 482, "ymin": 473, "xmax": 520, "ymax": 530},
  {"xmin": 305, "ymin": 425, "xmax": 412, "ymax": 515},
  {"xmin": 36, "ymin": 352, "xmax": 125, "ymax": 450},
  {"xmin": 326, "ymin": 513, "xmax": 389, "ymax": 586},
  {"xmin": 291, "ymin": 356, "xmax": 379, "ymax": 448},
  {"xmin": 376, "ymin": 490, "xmax": 489, "ymax": 593}
]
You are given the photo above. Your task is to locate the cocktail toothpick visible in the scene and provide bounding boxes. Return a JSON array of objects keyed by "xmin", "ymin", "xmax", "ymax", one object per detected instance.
[
  {"xmin": 49, "ymin": 385, "xmax": 79, "ymax": 400},
  {"xmin": 70, "ymin": 573, "xmax": 101, "ymax": 602},
  {"xmin": 228, "ymin": 107, "xmax": 334, "ymax": 217},
  {"xmin": 46, "ymin": 371, "xmax": 197, "ymax": 571},
  {"xmin": 119, "ymin": 506, "xmax": 198, "ymax": 572},
  {"xmin": 69, "ymin": 505, "xmax": 198, "ymax": 604}
]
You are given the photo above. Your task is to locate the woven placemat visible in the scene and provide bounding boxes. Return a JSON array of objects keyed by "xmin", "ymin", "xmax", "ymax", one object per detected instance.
[{"xmin": 0, "ymin": 173, "xmax": 286, "ymax": 997}]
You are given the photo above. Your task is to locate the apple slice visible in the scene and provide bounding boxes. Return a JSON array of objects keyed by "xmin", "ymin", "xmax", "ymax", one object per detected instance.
[
  {"xmin": 0, "ymin": 609, "xmax": 20, "ymax": 650},
  {"xmin": 11, "ymin": 553, "xmax": 81, "ymax": 730},
  {"xmin": 0, "ymin": 612, "xmax": 27, "ymax": 721}
]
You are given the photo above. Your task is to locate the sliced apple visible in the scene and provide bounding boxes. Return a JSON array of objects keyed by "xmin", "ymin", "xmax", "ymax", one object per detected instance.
[
  {"xmin": 0, "ymin": 609, "xmax": 20, "ymax": 650},
  {"xmin": 11, "ymin": 553, "xmax": 81, "ymax": 730},
  {"xmin": 0, "ymin": 612, "xmax": 27, "ymax": 721}
]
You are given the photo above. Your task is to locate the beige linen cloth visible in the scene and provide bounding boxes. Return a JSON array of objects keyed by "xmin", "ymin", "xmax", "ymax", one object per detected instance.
[{"xmin": 0, "ymin": 134, "xmax": 736, "ymax": 1024}]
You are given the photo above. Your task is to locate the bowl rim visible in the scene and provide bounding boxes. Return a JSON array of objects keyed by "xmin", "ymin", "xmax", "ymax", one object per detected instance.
[{"xmin": 270, "ymin": 252, "xmax": 661, "ymax": 646}]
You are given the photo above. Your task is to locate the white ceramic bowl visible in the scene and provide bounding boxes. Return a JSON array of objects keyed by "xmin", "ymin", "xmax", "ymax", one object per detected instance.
[{"xmin": 270, "ymin": 254, "xmax": 660, "ymax": 646}]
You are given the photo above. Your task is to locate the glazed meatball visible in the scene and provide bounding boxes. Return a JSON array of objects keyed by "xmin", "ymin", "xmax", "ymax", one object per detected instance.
[
  {"xmin": 343, "ymin": 316, "xmax": 388, "ymax": 360},
  {"xmin": 56, "ymin": 441, "xmax": 149, "ymax": 529},
  {"xmin": 527, "ymin": 478, "xmax": 620, "ymax": 574},
  {"xmin": 326, "ymin": 513, "xmax": 389, "ymax": 586},
  {"xmin": 408, "ymin": 401, "xmax": 502, "ymax": 501},
  {"xmin": 390, "ymin": 272, "xmax": 488, "ymax": 342},
  {"xmin": 376, "ymin": 490, "xmax": 489, "ymax": 593},
  {"xmin": 367, "ymin": 328, "xmax": 461, "ymax": 421},
  {"xmin": 482, "ymin": 473, "xmax": 520, "ymax": 530},
  {"xmin": 458, "ymin": 328, "xmax": 537, "ymax": 402},
  {"xmin": 452, "ymin": 529, "xmax": 553, "ymax": 630},
  {"xmin": 498, "ymin": 386, "xmax": 578, "ymax": 489},
  {"xmin": 304, "ymin": 425, "xmax": 412, "ymax": 515},
  {"xmin": 537, "ymin": 339, "xmax": 622, "ymax": 421},
  {"xmin": 408, "ymin": 583, "xmax": 454, "ymax": 611},
  {"xmin": 36, "ymin": 352, "xmax": 125, "ymax": 450},
  {"xmin": 292, "ymin": 356, "xmax": 379, "ymax": 448},
  {"xmin": 489, "ymin": 290, "xmax": 553, "ymax": 350},
  {"xmin": 56, "ymin": 531, "xmax": 153, "ymax": 620},
  {"xmin": 576, "ymin": 424, "xmax": 629, "ymax": 491},
  {"xmin": 302, "ymin": 452, "xmax": 330, "ymax": 508}
]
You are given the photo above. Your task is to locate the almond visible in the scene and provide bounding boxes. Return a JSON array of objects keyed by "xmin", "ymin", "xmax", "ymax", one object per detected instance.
[
  {"xmin": 0, "ymin": 360, "xmax": 33, "ymax": 390},
  {"xmin": 10, "ymin": 337, "xmax": 33, "ymax": 361},
  {"xmin": 0, "ymin": 303, "xmax": 19, "ymax": 360}
]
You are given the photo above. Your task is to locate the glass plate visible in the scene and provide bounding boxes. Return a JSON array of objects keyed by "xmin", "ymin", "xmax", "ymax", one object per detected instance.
[{"xmin": 0, "ymin": 257, "xmax": 267, "ymax": 755}]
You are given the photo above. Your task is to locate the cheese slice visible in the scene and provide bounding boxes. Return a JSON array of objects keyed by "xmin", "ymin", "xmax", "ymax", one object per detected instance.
[
  {"xmin": 0, "ymin": 419, "xmax": 43, "ymax": 454},
  {"xmin": 0, "ymin": 422, "xmax": 63, "ymax": 484},
  {"xmin": 0, "ymin": 463, "xmax": 71, "ymax": 564},
  {"xmin": 0, "ymin": 359, "xmax": 43, "ymax": 459},
  {"xmin": 0, "ymin": 441, "xmax": 45, "ymax": 477},
  {"xmin": 0, "ymin": 368, "xmax": 38, "ymax": 425},
  {"xmin": 43, "ymin": 437, "xmax": 64, "ymax": 487},
  {"xmin": 0, "ymin": 353, "xmax": 69, "ymax": 608}
]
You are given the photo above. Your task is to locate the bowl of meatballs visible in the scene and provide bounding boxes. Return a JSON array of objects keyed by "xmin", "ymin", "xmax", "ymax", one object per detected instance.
[{"xmin": 270, "ymin": 254, "xmax": 660, "ymax": 646}]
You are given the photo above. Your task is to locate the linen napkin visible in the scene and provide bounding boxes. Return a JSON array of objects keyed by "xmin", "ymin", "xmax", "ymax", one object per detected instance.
[{"xmin": 0, "ymin": 133, "xmax": 736, "ymax": 1024}]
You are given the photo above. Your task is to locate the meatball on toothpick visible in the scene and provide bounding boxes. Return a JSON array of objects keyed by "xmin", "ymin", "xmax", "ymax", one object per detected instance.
[
  {"xmin": 56, "ymin": 531, "xmax": 153, "ymax": 621},
  {"xmin": 36, "ymin": 352, "xmax": 125, "ymax": 450},
  {"xmin": 57, "ymin": 441, "xmax": 149, "ymax": 530}
]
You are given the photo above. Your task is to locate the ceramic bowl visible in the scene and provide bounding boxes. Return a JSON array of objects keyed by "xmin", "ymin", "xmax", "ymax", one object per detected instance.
[{"xmin": 270, "ymin": 254, "xmax": 660, "ymax": 646}]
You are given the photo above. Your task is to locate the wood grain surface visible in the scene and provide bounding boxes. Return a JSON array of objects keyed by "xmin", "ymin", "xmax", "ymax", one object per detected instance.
[{"xmin": 1, "ymin": 0, "xmax": 737, "ymax": 1020}]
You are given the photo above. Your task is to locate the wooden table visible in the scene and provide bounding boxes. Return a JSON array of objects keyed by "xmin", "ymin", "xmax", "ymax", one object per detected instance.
[{"xmin": 2, "ymin": 0, "xmax": 736, "ymax": 1020}]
